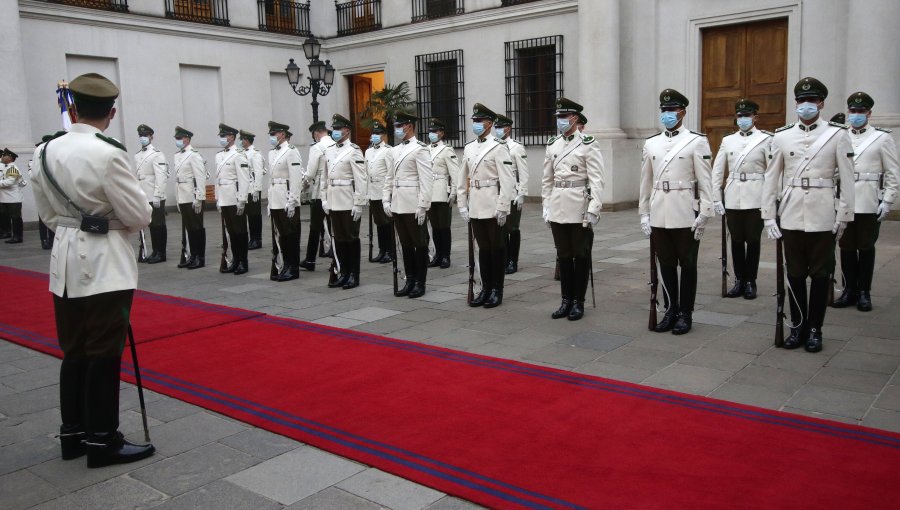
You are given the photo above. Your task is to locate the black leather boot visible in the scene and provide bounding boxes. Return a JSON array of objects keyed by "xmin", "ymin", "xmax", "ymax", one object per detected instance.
[
  {"xmin": 783, "ymin": 276, "xmax": 808, "ymax": 349},
  {"xmin": 343, "ymin": 239, "xmax": 361, "ymax": 289},
  {"xmin": 726, "ymin": 281, "xmax": 745, "ymax": 298},
  {"xmin": 233, "ymin": 235, "xmax": 249, "ymax": 275},
  {"xmin": 655, "ymin": 308, "xmax": 678, "ymax": 333},
  {"xmin": 483, "ymin": 288, "xmax": 503, "ymax": 308},
  {"xmin": 743, "ymin": 281, "xmax": 757, "ymax": 300},
  {"xmin": 672, "ymin": 311, "xmax": 693, "ymax": 335},
  {"xmin": 805, "ymin": 277, "xmax": 829, "ymax": 353},
  {"xmin": 857, "ymin": 291, "xmax": 872, "ymax": 312},
  {"xmin": 469, "ymin": 289, "xmax": 488, "ymax": 307},
  {"xmin": 439, "ymin": 228, "xmax": 451, "ymax": 269},
  {"xmin": 727, "ymin": 240, "xmax": 745, "ymax": 298},
  {"xmin": 832, "ymin": 249, "xmax": 858, "ymax": 308},
  {"xmin": 805, "ymin": 329, "xmax": 823, "ymax": 353},
  {"xmin": 552, "ymin": 259, "xmax": 574, "ymax": 319},
  {"xmin": 248, "ymin": 214, "xmax": 262, "ymax": 250},
  {"xmin": 567, "ymin": 300, "xmax": 584, "ymax": 321},
  {"xmin": 654, "ymin": 266, "xmax": 679, "ymax": 333},
  {"xmin": 552, "ymin": 299, "xmax": 573, "ymax": 319},
  {"xmin": 857, "ymin": 249, "xmax": 875, "ymax": 312},
  {"xmin": 328, "ymin": 242, "xmax": 350, "ymax": 288},
  {"xmin": 4, "ymin": 218, "xmax": 23, "ymax": 243},
  {"xmin": 145, "ymin": 226, "xmax": 167, "ymax": 263},
  {"xmin": 186, "ymin": 229, "xmax": 206, "ymax": 269},
  {"xmin": 86, "ymin": 431, "xmax": 155, "ymax": 469},
  {"xmin": 409, "ymin": 247, "xmax": 428, "ymax": 298},
  {"xmin": 178, "ymin": 229, "xmax": 193, "ymax": 268},
  {"xmin": 59, "ymin": 423, "xmax": 86, "ymax": 460},
  {"xmin": 505, "ymin": 230, "xmax": 520, "ymax": 274},
  {"xmin": 59, "ymin": 357, "xmax": 87, "ymax": 460},
  {"xmin": 428, "ymin": 231, "xmax": 442, "ymax": 267},
  {"xmin": 395, "ymin": 249, "xmax": 415, "ymax": 296}
]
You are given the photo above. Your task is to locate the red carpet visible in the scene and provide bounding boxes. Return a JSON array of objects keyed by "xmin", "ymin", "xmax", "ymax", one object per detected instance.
[{"xmin": 2, "ymin": 265, "xmax": 899, "ymax": 509}]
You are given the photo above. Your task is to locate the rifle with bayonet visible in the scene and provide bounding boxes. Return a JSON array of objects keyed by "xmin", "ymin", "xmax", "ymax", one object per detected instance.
[{"xmin": 649, "ymin": 234, "xmax": 659, "ymax": 331}]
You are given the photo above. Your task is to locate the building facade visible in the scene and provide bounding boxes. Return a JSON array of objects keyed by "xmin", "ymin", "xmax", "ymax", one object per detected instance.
[{"xmin": 3, "ymin": 0, "xmax": 898, "ymax": 223}]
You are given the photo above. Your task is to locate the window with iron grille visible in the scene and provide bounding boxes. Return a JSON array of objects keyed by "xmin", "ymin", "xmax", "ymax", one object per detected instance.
[
  {"xmin": 412, "ymin": 0, "xmax": 463, "ymax": 22},
  {"xmin": 415, "ymin": 50, "xmax": 466, "ymax": 148},
  {"xmin": 165, "ymin": 0, "xmax": 229, "ymax": 26},
  {"xmin": 504, "ymin": 35, "xmax": 563, "ymax": 145},
  {"xmin": 258, "ymin": 1, "xmax": 310, "ymax": 36},
  {"xmin": 335, "ymin": 0, "xmax": 382, "ymax": 36},
  {"xmin": 501, "ymin": 0, "xmax": 541, "ymax": 6},
  {"xmin": 50, "ymin": 0, "xmax": 129, "ymax": 12}
]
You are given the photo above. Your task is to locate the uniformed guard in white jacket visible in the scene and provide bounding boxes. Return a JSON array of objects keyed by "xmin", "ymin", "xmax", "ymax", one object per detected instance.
[
  {"xmin": 321, "ymin": 113, "xmax": 367, "ymax": 289},
  {"xmin": 299, "ymin": 121, "xmax": 336, "ymax": 270},
  {"xmin": 214, "ymin": 123, "xmax": 251, "ymax": 275},
  {"xmin": 365, "ymin": 121, "xmax": 394, "ymax": 263},
  {"xmin": 639, "ymin": 89, "xmax": 714, "ymax": 335},
  {"xmin": 240, "ymin": 130, "xmax": 266, "ymax": 250},
  {"xmin": 30, "ymin": 73, "xmax": 155, "ymax": 467},
  {"xmin": 457, "ymin": 103, "xmax": 516, "ymax": 308},
  {"xmin": 383, "ymin": 111, "xmax": 433, "ymax": 298},
  {"xmin": 267, "ymin": 120, "xmax": 304, "ymax": 282},
  {"xmin": 494, "ymin": 113, "xmax": 528, "ymax": 275},
  {"xmin": 0, "ymin": 148, "xmax": 26, "ymax": 244},
  {"xmin": 133, "ymin": 124, "xmax": 168, "ymax": 263},
  {"xmin": 172, "ymin": 126, "xmax": 208, "ymax": 269},
  {"xmin": 542, "ymin": 98, "xmax": 605, "ymax": 321},
  {"xmin": 762, "ymin": 77, "xmax": 856, "ymax": 353},
  {"xmin": 425, "ymin": 118, "xmax": 460, "ymax": 270},
  {"xmin": 710, "ymin": 100, "xmax": 772, "ymax": 299},
  {"xmin": 831, "ymin": 91, "xmax": 899, "ymax": 312}
]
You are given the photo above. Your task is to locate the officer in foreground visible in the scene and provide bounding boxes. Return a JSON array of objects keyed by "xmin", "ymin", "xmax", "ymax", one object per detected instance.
[
  {"xmin": 831, "ymin": 92, "xmax": 899, "ymax": 311},
  {"xmin": 173, "ymin": 126, "xmax": 207, "ymax": 269},
  {"xmin": 30, "ymin": 73, "xmax": 155, "ymax": 467},
  {"xmin": 639, "ymin": 89, "xmax": 714, "ymax": 335},
  {"xmin": 133, "ymin": 124, "xmax": 168, "ymax": 263},
  {"xmin": 711, "ymin": 100, "xmax": 772, "ymax": 299},
  {"xmin": 542, "ymin": 98, "xmax": 605, "ymax": 320},
  {"xmin": 762, "ymin": 77, "xmax": 855, "ymax": 352}
]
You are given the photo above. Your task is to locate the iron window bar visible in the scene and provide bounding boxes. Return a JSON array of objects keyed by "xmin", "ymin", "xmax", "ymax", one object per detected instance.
[
  {"xmin": 335, "ymin": 0, "xmax": 382, "ymax": 36},
  {"xmin": 415, "ymin": 50, "xmax": 467, "ymax": 149},
  {"xmin": 504, "ymin": 35, "xmax": 564, "ymax": 146}
]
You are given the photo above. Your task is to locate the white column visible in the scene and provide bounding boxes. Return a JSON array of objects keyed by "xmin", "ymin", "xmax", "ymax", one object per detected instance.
[
  {"xmin": 577, "ymin": 0, "xmax": 625, "ymax": 139},
  {"xmin": 0, "ymin": 3, "xmax": 33, "ymax": 149}
]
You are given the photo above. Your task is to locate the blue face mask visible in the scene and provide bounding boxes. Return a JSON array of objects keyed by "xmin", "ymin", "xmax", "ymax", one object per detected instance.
[
  {"xmin": 472, "ymin": 122, "xmax": 485, "ymax": 136},
  {"xmin": 269, "ymin": 135, "xmax": 279, "ymax": 147},
  {"xmin": 394, "ymin": 127, "xmax": 405, "ymax": 139},
  {"xmin": 138, "ymin": 136, "xmax": 150, "ymax": 147},
  {"xmin": 736, "ymin": 117, "xmax": 754, "ymax": 132},
  {"xmin": 660, "ymin": 111, "xmax": 680, "ymax": 130},
  {"xmin": 175, "ymin": 139, "xmax": 185, "ymax": 150},
  {"xmin": 428, "ymin": 132, "xmax": 439, "ymax": 143},
  {"xmin": 331, "ymin": 130, "xmax": 343, "ymax": 142},
  {"xmin": 493, "ymin": 127, "xmax": 506, "ymax": 139},
  {"xmin": 796, "ymin": 102, "xmax": 819, "ymax": 120},
  {"xmin": 370, "ymin": 134, "xmax": 381, "ymax": 145},
  {"xmin": 556, "ymin": 118, "xmax": 571, "ymax": 134},
  {"xmin": 848, "ymin": 113, "xmax": 867, "ymax": 128},
  {"xmin": 218, "ymin": 137, "xmax": 229, "ymax": 148}
]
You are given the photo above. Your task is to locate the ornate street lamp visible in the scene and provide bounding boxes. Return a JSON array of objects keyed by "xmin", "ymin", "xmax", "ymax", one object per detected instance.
[{"xmin": 285, "ymin": 37, "xmax": 334, "ymax": 123}]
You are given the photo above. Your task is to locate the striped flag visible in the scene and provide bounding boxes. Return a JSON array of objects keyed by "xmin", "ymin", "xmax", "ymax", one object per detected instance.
[{"xmin": 56, "ymin": 81, "xmax": 74, "ymax": 131}]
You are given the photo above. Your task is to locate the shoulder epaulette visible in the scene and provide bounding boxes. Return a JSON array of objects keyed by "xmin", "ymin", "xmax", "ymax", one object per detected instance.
[
  {"xmin": 95, "ymin": 133, "xmax": 126, "ymax": 151},
  {"xmin": 774, "ymin": 123, "xmax": 795, "ymax": 133},
  {"xmin": 875, "ymin": 126, "xmax": 893, "ymax": 133},
  {"xmin": 288, "ymin": 144, "xmax": 296, "ymax": 150},
  {"xmin": 236, "ymin": 148, "xmax": 245, "ymax": 153},
  {"xmin": 417, "ymin": 141, "xmax": 427, "ymax": 147},
  {"xmin": 761, "ymin": 130, "xmax": 774, "ymax": 136},
  {"xmin": 496, "ymin": 138, "xmax": 507, "ymax": 144},
  {"xmin": 690, "ymin": 130, "xmax": 707, "ymax": 137},
  {"xmin": 646, "ymin": 133, "xmax": 661, "ymax": 140},
  {"xmin": 829, "ymin": 121, "xmax": 849, "ymax": 129},
  {"xmin": 582, "ymin": 135, "xmax": 595, "ymax": 144},
  {"xmin": 547, "ymin": 136, "xmax": 558, "ymax": 145}
]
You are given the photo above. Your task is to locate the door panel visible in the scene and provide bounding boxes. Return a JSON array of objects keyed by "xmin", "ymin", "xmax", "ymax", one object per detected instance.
[{"xmin": 348, "ymin": 75, "xmax": 373, "ymax": 150}]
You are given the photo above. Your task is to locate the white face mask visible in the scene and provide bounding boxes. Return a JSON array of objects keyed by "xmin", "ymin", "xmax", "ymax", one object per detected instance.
[
  {"xmin": 556, "ymin": 118, "xmax": 571, "ymax": 133},
  {"xmin": 394, "ymin": 127, "xmax": 406, "ymax": 139},
  {"xmin": 269, "ymin": 135, "xmax": 279, "ymax": 147},
  {"xmin": 796, "ymin": 102, "xmax": 819, "ymax": 121},
  {"xmin": 370, "ymin": 134, "xmax": 382, "ymax": 145},
  {"xmin": 218, "ymin": 137, "xmax": 229, "ymax": 147},
  {"xmin": 331, "ymin": 130, "xmax": 343, "ymax": 142},
  {"xmin": 736, "ymin": 117, "xmax": 754, "ymax": 132},
  {"xmin": 493, "ymin": 127, "xmax": 506, "ymax": 139},
  {"xmin": 428, "ymin": 132, "xmax": 440, "ymax": 143},
  {"xmin": 472, "ymin": 122, "xmax": 485, "ymax": 136},
  {"xmin": 175, "ymin": 139, "xmax": 185, "ymax": 150},
  {"xmin": 138, "ymin": 136, "xmax": 150, "ymax": 147},
  {"xmin": 848, "ymin": 113, "xmax": 867, "ymax": 128}
]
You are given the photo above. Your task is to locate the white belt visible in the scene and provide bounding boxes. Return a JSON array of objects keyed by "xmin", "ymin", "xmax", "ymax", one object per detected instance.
[
  {"xmin": 395, "ymin": 180, "xmax": 419, "ymax": 187},
  {"xmin": 218, "ymin": 179, "xmax": 236, "ymax": 185},
  {"xmin": 56, "ymin": 216, "xmax": 126, "ymax": 230},
  {"xmin": 855, "ymin": 172, "xmax": 881, "ymax": 182},
  {"xmin": 329, "ymin": 179, "xmax": 353, "ymax": 186},
  {"xmin": 728, "ymin": 172, "xmax": 764, "ymax": 182},
  {"xmin": 369, "ymin": 177, "xmax": 384, "ymax": 183},
  {"xmin": 787, "ymin": 177, "xmax": 834, "ymax": 189},
  {"xmin": 176, "ymin": 178, "xmax": 193, "ymax": 183},
  {"xmin": 554, "ymin": 180, "xmax": 587, "ymax": 188},
  {"xmin": 434, "ymin": 174, "xmax": 448, "ymax": 180},
  {"xmin": 271, "ymin": 178, "xmax": 288, "ymax": 184},
  {"xmin": 470, "ymin": 178, "xmax": 498, "ymax": 189},
  {"xmin": 653, "ymin": 180, "xmax": 694, "ymax": 191}
]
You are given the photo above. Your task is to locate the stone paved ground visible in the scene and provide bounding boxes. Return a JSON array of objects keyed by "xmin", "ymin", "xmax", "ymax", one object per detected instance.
[{"xmin": 2, "ymin": 208, "xmax": 899, "ymax": 509}]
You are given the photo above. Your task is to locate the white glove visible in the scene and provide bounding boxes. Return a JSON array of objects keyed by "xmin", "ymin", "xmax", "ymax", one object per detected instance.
[
  {"xmin": 640, "ymin": 214, "xmax": 652, "ymax": 236},
  {"xmin": 515, "ymin": 194, "xmax": 526, "ymax": 211},
  {"xmin": 152, "ymin": 198, "xmax": 161, "ymax": 209},
  {"xmin": 216, "ymin": 203, "xmax": 222, "ymax": 212},
  {"xmin": 322, "ymin": 198, "xmax": 330, "ymax": 215},
  {"xmin": 286, "ymin": 205, "xmax": 296, "ymax": 219},
  {"xmin": 252, "ymin": 191, "xmax": 260, "ymax": 203},
  {"xmin": 713, "ymin": 201, "xmax": 726, "ymax": 216},
  {"xmin": 383, "ymin": 201, "xmax": 392, "ymax": 218},
  {"xmin": 542, "ymin": 205, "xmax": 550, "ymax": 224},
  {"xmin": 236, "ymin": 202, "xmax": 245, "ymax": 216},
  {"xmin": 192, "ymin": 200, "xmax": 202, "ymax": 214},
  {"xmin": 764, "ymin": 219, "xmax": 782, "ymax": 240},
  {"xmin": 459, "ymin": 207, "xmax": 470, "ymax": 223},
  {"xmin": 691, "ymin": 214, "xmax": 708, "ymax": 240},
  {"xmin": 832, "ymin": 220, "xmax": 847, "ymax": 241},
  {"xmin": 586, "ymin": 212, "xmax": 599, "ymax": 226},
  {"xmin": 351, "ymin": 205, "xmax": 362, "ymax": 222},
  {"xmin": 496, "ymin": 210, "xmax": 507, "ymax": 227},
  {"xmin": 416, "ymin": 207, "xmax": 427, "ymax": 225},
  {"xmin": 877, "ymin": 201, "xmax": 891, "ymax": 222}
]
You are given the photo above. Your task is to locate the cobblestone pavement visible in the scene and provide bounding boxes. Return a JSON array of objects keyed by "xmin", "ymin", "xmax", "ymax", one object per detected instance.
[{"xmin": 2, "ymin": 207, "xmax": 899, "ymax": 509}]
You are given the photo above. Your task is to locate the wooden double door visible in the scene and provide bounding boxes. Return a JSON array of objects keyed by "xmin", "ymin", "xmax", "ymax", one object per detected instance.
[{"xmin": 701, "ymin": 18, "xmax": 788, "ymax": 153}]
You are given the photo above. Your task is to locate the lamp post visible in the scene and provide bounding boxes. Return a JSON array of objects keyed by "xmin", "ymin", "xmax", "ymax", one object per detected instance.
[{"xmin": 285, "ymin": 37, "xmax": 335, "ymax": 124}]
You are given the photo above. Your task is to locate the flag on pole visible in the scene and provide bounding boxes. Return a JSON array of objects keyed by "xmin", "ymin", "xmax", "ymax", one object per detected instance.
[{"xmin": 56, "ymin": 81, "xmax": 74, "ymax": 131}]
